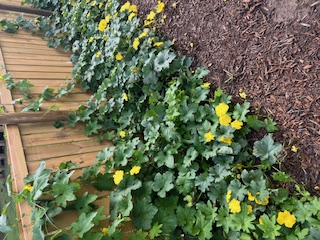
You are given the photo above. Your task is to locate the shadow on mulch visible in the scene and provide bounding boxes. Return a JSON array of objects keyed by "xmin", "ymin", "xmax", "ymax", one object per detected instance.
[{"xmin": 124, "ymin": 0, "xmax": 320, "ymax": 196}]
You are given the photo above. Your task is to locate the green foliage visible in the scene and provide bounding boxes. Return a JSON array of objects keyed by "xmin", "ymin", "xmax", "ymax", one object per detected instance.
[{"xmin": 2, "ymin": 0, "xmax": 320, "ymax": 239}]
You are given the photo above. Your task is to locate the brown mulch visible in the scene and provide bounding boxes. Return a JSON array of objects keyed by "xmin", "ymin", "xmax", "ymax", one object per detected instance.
[{"xmin": 125, "ymin": 0, "xmax": 320, "ymax": 195}]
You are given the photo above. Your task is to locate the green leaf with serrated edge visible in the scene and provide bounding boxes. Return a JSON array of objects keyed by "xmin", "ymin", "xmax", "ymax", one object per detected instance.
[
  {"xmin": 128, "ymin": 229, "xmax": 148, "ymax": 240},
  {"xmin": 229, "ymin": 204, "xmax": 255, "ymax": 233},
  {"xmin": 117, "ymin": 192, "xmax": 133, "ymax": 217},
  {"xmin": 82, "ymin": 231, "xmax": 104, "ymax": 240},
  {"xmin": 149, "ymin": 222, "xmax": 163, "ymax": 239},
  {"xmin": 257, "ymin": 214, "xmax": 281, "ymax": 239},
  {"xmin": 152, "ymin": 172, "xmax": 174, "ymax": 198},
  {"xmin": 183, "ymin": 147, "xmax": 198, "ymax": 167},
  {"xmin": 51, "ymin": 178, "xmax": 80, "ymax": 208},
  {"xmin": 195, "ymin": 172, "xmax": 214, "ymax": 193},
  {"xmin": 232, "ymin": 102, "xmax": 250, "ymax": 122},
  {"xmin": 253, "ymin": 134, "xmax": 282, "ymax": 165},
  {"xmin": 264, "ymin": 118, "xmax": 279, "ymax": 133},
  {"xmin": 272, "ymin": 171, "xmax": 294, "ymax": 183},
  {"xmin": 228, "ymin": 179, "xmax": 247, "ymax": 201},
  {"xmin": 92, "ymin": 172, "xmax": 114, "ymax": 191},
  {"xmin": 154, "ymin": 49, "xmax": 176, "ymax": 72},
  {"xmin": 41, "ymin": 86, "xmax": 55, "ymax": 100},
  {"xmin": 132, "ymin": 198, "xmax": 158, "ymax": 230},
  {"xmin": 85, "ymin": 118, "xmax": 102, "ymax": 136},
  {"xmin": 246, "ymin": 115, "xmax": 265, "ymax": 130},
  {"xmin": 70, "ymin": 212, "xmax": 97, "ymax": 238},
  {"xmin": 75, "ymin": 192, "xmax": 98, "ymax": 214}
]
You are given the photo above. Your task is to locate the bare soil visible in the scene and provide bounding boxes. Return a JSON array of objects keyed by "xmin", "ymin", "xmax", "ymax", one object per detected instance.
[{"xmin": 126, "ymin": 0, "xmax": 320, "ymax": 195}]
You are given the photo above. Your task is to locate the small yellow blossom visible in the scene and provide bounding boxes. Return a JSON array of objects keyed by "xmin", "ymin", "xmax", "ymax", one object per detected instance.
[
  {"xmin": 291, "ymin": 145, "xmax": 298, "ymax": 153},
  {"xmin": 113, "ymin": 12, "xmax": 118, "ymax": 18},
  {"xmin": 113, "ymin": 170, "xmax": 124, "ymax": 185},
  {"xmin": 228, "ymin": 198, "xmax": 241, "ymax": 213},
  {"xmin": 215, "ymin": 103, "xmax": 229, "ymax": 117},
  {"xmin": 255, "ymin": 196, "xmax": 269, "ymax": 206},
  {"xmin": 128, "ymin": 12, "xmax": 136, "ymax": 21},
  {"xmin": 103, "ymin": 34, "xmax": 108, "ymax": 41},
  {"xmin": 147, "ymin": 11, "xmax": 156, "ymax": 20},
  {"xmin": 101, "ymin": 227, "xmax": 108, "ymax": 235},
  {"xmin": 154, "ymin": 42, "xmax": 164, "ymax": 47},
  {"xmin": 247, "ymin": 191, "xmax": 255, "ymax": 201},
  {"xmin": 119, "ymin": 131, "xmax": 126, "ymax": 138},
  {"xmin": 34, "ymin": 19, "xmax": 39, "ymax": 24},
  {"xmin": 133, "ymin": 38, "xmax": 140, "ymax": 50},
  {"xmin": 120, "ymin": 1, "xmax": 130, "ymax": 12},
  {"xmin": 87, "ymin": 12, "xmax": 91, "ymax": 18},
  {"xmin": 91, "ymin": 1, "xmax": 96, "ymax": 6},
  {"xmin": 201, "ymin": 82, "xmax": 210, "ymax": 89},
  {"xmin": 139, "ymin": 30, "xmax": 148, "ymax": 38},
  {"xmin": 129, "ymin": 4, "xmax": 138, "ymax": 13},
  {"xmin": 239, "ymin": 88, "xmax": 247, "ymax": 99},
  {"xmin": 226, "ymin": 190, "xmax": 232, "ymax": 203},
  {"xmin": 123, "ymin": 92, "xmax": 128, "ymax": 101},
  {"xmin": 219, "ymin": 114, "xmax": 232, "ymax": 127},
  {"xmin": 86, "ymin": 0, "xmax": 90, "ymax": 3},
  {"xmin": 231, "ymin": 120, "xmax": 243, "ymax": 130},
  {"xmin": 105, "ymin": 14, "xmax": 111, "ymax": 24},
  {"xmin": 95, "ymin": 51, "xmax": 101, "ymax": 58},
  {"xmin": 172, "ymin": 2, "xmax": 177, "ymax": 8},
  {"xmin": 23, "ymin": 184, "xmax": 33, "ymax": 192},
  {"xmin": 98, "ymin": 19, "xmax": 107, "ymax": 31},
  {"xmin": 99, "ymin": 2, "xmax": 104, "ymax": 8},
  {"xmin": 236, "ymin": 163, "xmax": 243, "ymax": 170},
  {"xmin": 220, "ymin": 136, "xmax": 232, "ymax": 146},
  {"xmin": 156, "ymin": 1, "xmax": 165, "ymax": 13},
  {"xmin": 130, "ymin": 166, "xmax": 141, "ymax": 175},
  {"xmin": 259, "ymin": 218, "xmax": 264, "ymax": 225},
  {"xmin": 247, "ymin": 205, "xmax": 253, "ymax": 214},
  {"xmin": 70, "ymin": 0, "xmax": 75, "ymax": 6},
  {"xmin": 144, "ymin": 20, "xmax": 154, "ymax": 26},
  {"xmin": 277, "ymin": 210, "xmax": 296, "ymax": 228},
  {"xmin": 204, "ymin": 132, "xmax": 215, "ymax": 143},
  {"xmin": 88, "ymin": 37, "xmax": 94, "ymax": 43},
  {"xmin": 116, "ymin": 52, "xmax": 123, "ymax": 60}
]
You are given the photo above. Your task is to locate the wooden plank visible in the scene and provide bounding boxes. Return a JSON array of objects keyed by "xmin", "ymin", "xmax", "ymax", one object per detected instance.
[
  {"xmin": 25, "ymin": 140, "xmax": 109, "ymax": 162},
  {"xmin": 19, "ymin": 122, "xmax": 86, "ymax": 135},
  {"xmin": 2, "ymin": 47, "xmax": 68, "ymax": 56},
  {"xmin": 14, "ymin": 102, "xmax": 85, "ymax": 111},
  {"xmin": 22, "ymin": 129, "xmax": 95, "ymax": 147},
  {"xmin": 0, "ymin": 3, "xmax": 53, "ymax": 16},
  {"xmin": 6, "ymin": 65, "xmax": 72, "ymax": 73},
  {"xmin": 0, "ymin": 41, "xmax": 56, "ymax": 50},
  {"xmin": 5, "ymin": 58, "xmax": 73, "ymax": 66},
  {"xmin": 0, "ymin": 111, "xmax": 72, "ymax": 124},
  {"xmin": 0, "ymin": 36, "xmax": 52, "ymax": 46},
  {"xmin": 13, "ymin": 79, "xmax": 77, "ymax": 87},
  {"xmin": 3, "ymin": 53, "xmax": 71, "ymax": 61},
  {"xmin": 12, "ymin": 94, "xmax": 88, "ymax": 103},
  {"xmin": 8, "ymin": 71, "xmax": 71, "ymax": 79}
]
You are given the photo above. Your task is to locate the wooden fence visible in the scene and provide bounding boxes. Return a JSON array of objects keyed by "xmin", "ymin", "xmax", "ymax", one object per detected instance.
[{"xmin": 0, "ymin": 5, "xmax": 115, "ymax": 240}]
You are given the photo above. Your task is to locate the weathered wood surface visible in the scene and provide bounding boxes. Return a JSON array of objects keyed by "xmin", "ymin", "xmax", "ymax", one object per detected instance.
[
  {"xmin": 0, "ymin": 19, "xmax": 112, "ymax": 240},
  {"xmin": 0, "ymin": 111, "xmax": 71, "ymax": 124}
]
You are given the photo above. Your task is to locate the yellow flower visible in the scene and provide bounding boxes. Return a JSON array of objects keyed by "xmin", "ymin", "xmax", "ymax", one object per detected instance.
[
  {"xmin": 172, "ymin": 2, "xmax": 177, "ymax": 8},
  {"xmin": 119, "ymin": 131, "xmax": 126, "ymax": 138},
  {"xmin": 133, "ymin": 38, "xmax": 140, "ymax": 50},
  {"xmin": 123, "ymin": 92, "xmax": 128, "ymax": 101},
  {"xmin": 239, "ymin": 89, "xmax": 247, "ymax": 99},
  {"xmin": 87, "ymin": 12, "xmax": 91, "ymax": 17},
  {"xmin": 105, "ymin": 14, "xmax": 111, "ymax": 24},
  {"xmin": 236, "ymin": 163, "xmax": 243, "ymax": 170},
  {"xmin": 156, "ymin": 1, "xmax": 165, "ymax": 13},
  {"xmin": 101, "ymin": 227, "xmax": 108, "ymax": 235},
  {"xmin": 88, "ymin": 37, "xmax": 94, "ymax": 43},
  {"xmin": 95, "ymin": 51, "xmax": 101, "ymax": 58},
  {"xmin": 139, "ymin": 30, "xmax": 148, "ymax": 38},
  {"xmin": 91, "ymin": 1, "xmax": 96, "ymax": 6},
  {"xmin": 215, "ymin": 103, "xmax": 229, "ymax": 117},
  {"xmin": 113, "ymin": 170, "xmax": 124, "ymax": 185},
  {"xmin": 277, "ymin": 210, "xmax": 296, "ymax": 228},
  {"xmin": 129, "ymin": 4, "xmax": 138, "ymax": 13},
  {"xmin": 204, "ymin": 132, "xmax": 214, "ymax": 143},
  {"xmin": 130, "ymin": 166, "xmax": 141, "ymax": 175},
  {"xmin": 144, "ymin": 20, "xmax": 154, "ymax": 26},
  {"xmin": 291, "ymin": 145, "xmax": 298, "ymax": 153},
  {"xmin": 255, "ymin": 196, "xmax": 269, "ymax": 206},
  {"xmin": 103, "ymin": 34, "xmax": 108, "ymax": 41},
  {"xmin": 228, "ymin": 198, "xmax": 241, "ymax": 213},
  {"xmin": 154, "ymin": 42, "xmax": 164, "ymax": 47},
  {"xmin": 147, "ymin": 11, "xmax": 156, "ymax": 20},
  {"xmin": 120, "ymin": 1, "xmax": 130, "ymax": 12},
  {"xmin": 34, "ymin": 19, "xmax": 39, "ymax": 24},
  {"xmin": 247, "ymin": 205, "xmax": 253, "ymax": 214},
  {"xmin": 113, "ymin": 12, "xmax": 118, "ymax": 18},
  {"xmin": 116, "ymin": 52, "xmax": 123, "ymax": 60},
  {"xmin": 201, "ymin": 82, "xmax": 210, "ymax": 88},
  {"xmin": 220, "ymin": 136, "xmax": 232, "ymax": 146},
  {"xmin": 219, "ymin": 114, "xmax": 232, "ymax": 127},
  {"xmin": 70, "ymin": 0, "xmax": 75, "ymax": 6},
  {"xmin": 226, "ymin": 190, "xmax": 232, "ymax": 203},
  {"xmin": 128, "ymin": 12, "xmax": 136, "ymax": 21},
  {"xmin": 86, "ymin": 0, "xmax": 90, "ymax": 3},
  {"xmin": 98, "ymin": 19, "xmax": 107, "ymax": 31},
  {"xmin": 23, "ymin": 184, "xmax": 33, "ymax": 192},
  {"xmin": 231, "ymin": 120, "xmax": 243, "ymax": 130},
  {"xmin": 99, "ymin": 2, "xmax": 104, "ymax": 8},
  {"xmin": 259, "ymin": 218, "xmax": 264, "ymax": 225},
  {"xmin": 247, "ymin": 191, "xmax": 255, "ymax": 201}
]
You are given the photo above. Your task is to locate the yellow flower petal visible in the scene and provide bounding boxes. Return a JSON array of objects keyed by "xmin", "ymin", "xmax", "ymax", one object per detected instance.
[
  {"xmin": 130, "ymin": 166, "xmax": 141, "ymax": 175},
  {"xmin": 101, "ymin": 227, "xmax": 108, "ymax": 235},
  {"xmin": 204, "ymin": 132, "xmax": 215, "ymax": 143},
  {"xmin": 128, "ymin": 12, "xmax": 136, "ymax": 21},
  {"xmin": 201, "ymin": 82, "xmax": 210, "ymax": 88},
  {"xmin": 98, "ymin": 19, "xmax": 107, "ymax": 31},
  {"xmin": 277, "ymin": 210, "xmax": 296, "ymax": 228},
  {"xmin": 247, "ymin": 205, "xmax": 253, "ymax": 214},
  {"xmin": 119, "ymin": 131, "xmax": 126, "ymax": 138},
  {"xmin": 228, "ymin": 198, "xmax": 241, "ymax": 213},
  {"xmin": 154, "ymin": 42, "xmax": 164, "ymax": 47},
  {"xmin": 220, "ymin": 136, "xmax": 232, "ymax": 146},
  {"xmin": 113, "ymin": 170, "xmax": 124, "ymax": 185},
  {"xmin": 156, "ymin": 1, "xmax": 165, "ymax": 13},
  {"xmin": 123, "ymin": 92, "xmax": 128, "ymax": 101},
  {"xmin": 116, "ymin": 52, "xmax": 123, "ymax": 60},
  {"xmin": 226, "ymin": 190, "xmax": 232, "ymax": 203},
  {"xmin": 215, "ymin": 103, "xmax": 229, "ymax": 117},
  {"xmin": 291, "ymin": 145, "xmax": 298, "ymax": 153},
  {"xmin": 231, "ymin": 120, "xmax": 243, "ymax": 130},
  {"xmin": 219, "ymin": 114, "xmax": 232, "ymax": 127},
  {"xmin": 133, "ymin": 38, "xmax": 140, "ymax": 50}
]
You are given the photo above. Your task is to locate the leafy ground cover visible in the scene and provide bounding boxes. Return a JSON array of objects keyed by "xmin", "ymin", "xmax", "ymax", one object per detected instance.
[{"xmin": 0, "ymin": 0, "xmax": 320, "ymax": 239}]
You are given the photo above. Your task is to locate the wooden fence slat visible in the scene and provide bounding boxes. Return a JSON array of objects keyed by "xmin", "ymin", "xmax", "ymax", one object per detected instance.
[
  {"xmin": 4, "ymin": 53, "xmax": 71, "ymax": 61},
  {"xmin": 6, "ymin": 65, "xmax": 72, "ymax": 73},
  {"xmin": 5, "ymin": 58, "xmax": 73, "ymax": 66},
  {"xmin": 2, "ymin": 47, "xmax": 68, "ymax": 56},
  {"xmin": 7, "ymin": 71, "xmax": 71, "ymax": 79},
  {"xmin": 0, "ymin": 111, "xmax": 72, "ymax": 124},
  {"xmin": 0, "ymin": 41, "xmax": 58, "ymax": 50}
]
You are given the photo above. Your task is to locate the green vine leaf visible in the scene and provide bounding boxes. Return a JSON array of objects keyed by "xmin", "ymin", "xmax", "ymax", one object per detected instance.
[
  {"xmin": 148, "ymin": 222, "xmax": 163, "ymax": 239},
  {"xmin": 152, "ymin": 172, "xmax": 175, "ymax": 198},
  {"xmin": 0, "ymin": 214, "xmax": 12, "ymax": 233},
  {"xmin": 253, "ymin": 135, "xmax": 282, "ymax": 166},
  {"xmin": 257, "ymin": 214, "xmax": 281, "ymax": 239},
  {"xmin": 154, "ymin": 49, "xmax": 176, "ymax": 72},
  {"xmin": 70, "ymin": 212, "xmax": 97, "ymax": 238},
  {"xmin": 51, "ymin": 178, "xmax": 80, "ymax": 208},
  {"xmin": 132, "ymin": 198, "xmax": 158, "ymax": 230}
]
